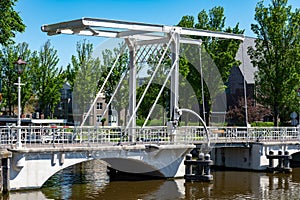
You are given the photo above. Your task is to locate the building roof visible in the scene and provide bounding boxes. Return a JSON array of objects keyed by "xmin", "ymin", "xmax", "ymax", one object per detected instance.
[{"xmin": 236, "ymin": 36, "xmax": 257, "ymax": 84}]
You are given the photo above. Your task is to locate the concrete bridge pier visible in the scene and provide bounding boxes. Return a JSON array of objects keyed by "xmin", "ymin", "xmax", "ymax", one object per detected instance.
[
  {"xmin": 7, "ymin": 144, "xmax": 194, "ymax": 190},
  {"xmin": 211, "ymin": 142, "xmax": 300, "ymax": 171}
]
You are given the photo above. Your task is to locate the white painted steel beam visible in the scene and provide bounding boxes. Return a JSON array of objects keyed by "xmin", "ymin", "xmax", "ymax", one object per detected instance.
[
  {"xmin": 117, "ymin": 30, "xmax": 152, "ymax": 38},
  {"xmin": 180, "ymin": 37, "xmax": 202, "ymax": 45},
  {"xmin": 126, "ymin": 38, "xmax": 137, "ymax": 142},
  {"xmin": 180, "ymin": 28, "xmax": 244, "ymax": 41},
  {"xmin": 82, "ymin": 17, "xmax": 165, "ymax": 32},
  {"xmin": 135, "ymin": 37, "xmax": 170, "ymax": 46},
  {"xmin": 42, "ymin": 17, "xmax": 244, "ymax": 41},
  {"xmin": 170, "ymin": 33, "xmax": 180, "ymax": 123}
]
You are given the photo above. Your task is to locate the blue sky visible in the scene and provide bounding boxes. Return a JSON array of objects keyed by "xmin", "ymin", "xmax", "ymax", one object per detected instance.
[{"xmin": 15, "ymin": 0, "xmax": 300, "ymax": 67}]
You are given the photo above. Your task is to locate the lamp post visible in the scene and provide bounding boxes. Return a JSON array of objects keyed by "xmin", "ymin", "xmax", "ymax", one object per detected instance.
[{"xmin": 14, "ymin": 57, "xmax": 26, "ymax": 148}]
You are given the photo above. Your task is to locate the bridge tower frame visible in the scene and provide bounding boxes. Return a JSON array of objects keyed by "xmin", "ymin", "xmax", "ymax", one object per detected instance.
[{"xmin": 42, "ymin": 18, "xmax": 244, "ymax": 142}]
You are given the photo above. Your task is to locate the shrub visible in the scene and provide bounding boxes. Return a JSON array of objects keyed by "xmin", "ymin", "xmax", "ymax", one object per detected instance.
[{"xmin": 250, "ymin": 122, "xmax": 274, "ymax": 127}]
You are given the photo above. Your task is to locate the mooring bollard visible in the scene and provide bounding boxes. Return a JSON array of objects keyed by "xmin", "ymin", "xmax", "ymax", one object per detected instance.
[
  {"xmin": 278, "ymin": 150, "xmax": 283, "ymax": 168},
  {"xmin": 284, "ymin": 151, "xmax": 290, "ymax": 168},
  {"xmin": 204, "ymin": 154, "xmax": 211, "ymax": 175},
  {"xmin": 283, "ymin": 151, "xmax": 292, "ymax": 173},
  {"xmin": 268, "ymin": 150, "xmax": 274, "ymax": 168},
  {"xmin": 267, "ymin": 150, "xmax": 292, "ymax": 173},
  {"xmin": 185, "ymin": 154, "xmax": 192, "ymax": 176},
  {"xmin": 184, "ymin": 152, "xmax": 213, "ymax": 182},
  {"xmin": 197, "ymin": 153, "xmax": 204, "ymax": 175}
]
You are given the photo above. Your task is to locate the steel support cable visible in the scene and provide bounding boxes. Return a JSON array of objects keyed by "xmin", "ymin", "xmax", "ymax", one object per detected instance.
[
  {"xmin": 142, "ymin": 57, "xmax": 178, "ymax": 128},
  {"xmin": 125, "ymin": 32, "xmax": 176, "ymax": 130},
  {"xmin": 80, "ymin": 43, "xmax": 126, "ymax": 127},
  {"xmin": 99, "ymin": 39, "xmax": 143, "ymax": 121},
  {"xmin": 99, "ymin": 67, "xmax": 129, "ymax": 124}
]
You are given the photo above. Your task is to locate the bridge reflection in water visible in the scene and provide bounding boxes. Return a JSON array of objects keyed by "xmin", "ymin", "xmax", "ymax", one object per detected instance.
[{"xmin": 5, "ymin": 160, "xmax": 300, "ymax": 200}]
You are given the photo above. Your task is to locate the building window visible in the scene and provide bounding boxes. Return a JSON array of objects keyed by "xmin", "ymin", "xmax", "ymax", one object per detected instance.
[
  {"xmin": 97, "ymin": 102, "xmax": 103, "ymax": 110},
  {"xmin": 97, "ymin": 114, "xmax": 102, "ymax": 123}
]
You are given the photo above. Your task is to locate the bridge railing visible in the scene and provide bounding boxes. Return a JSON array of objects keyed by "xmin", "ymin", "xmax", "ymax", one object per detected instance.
[
  {"xmin": 176, "ymin": 126, "xmax": 207, "ymax": 143},
  {"xmin": 207, "ymin": 126, "xmax": 300, "ymax": 143},
  {"xmin": 247, "ymin": 127, "xmax": 299, "ymax": 142},
  {"xmin": 0, "ymin": 126, "xmax": 299, "ymax": 148}
]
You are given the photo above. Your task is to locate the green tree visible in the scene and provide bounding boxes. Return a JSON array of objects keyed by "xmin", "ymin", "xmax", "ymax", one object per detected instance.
[
  {"xmin": 137, "ymin": 83, "xmax": 167, "ymax": 123},
  {"xmin": 248, "ymin": 0, "xmax": 300, "ymax": 126},
  {"xmin": 0, "ymin": 44, "xmax": 18, "ymax": 116},
  {"xmin": 177, "ymin": 6, "xmax": 244, "ymax": 124},
  {"xmin": 32, "ymin": 40, "xmax": 65, "ymax": 118},
  {"xmin": 17, "ymin": 42, "xmax": 33, "ymax": 115},
  {"xmin": 0, "ymin": 42, "xmax": 32, "ymax": 116},
  {"xmin": 99, "ymin": 44, "xmax": 128, "ymax": 125},
  {"xmin": 177, "ymin": 16, "xmax": 194, "ymax": 28},
  {"xmin": 69, "ymin": 40, "xmax": 101, "ymax": 125},
  {"xmin": 0, "ymin": 0, "xmax": 25, "ymax": 46}
]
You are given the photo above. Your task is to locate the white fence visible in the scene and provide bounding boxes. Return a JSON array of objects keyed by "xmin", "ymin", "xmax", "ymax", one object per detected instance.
[{"xmin": 0, "ymin": 126, "xmax": 299, "ymax": 148}]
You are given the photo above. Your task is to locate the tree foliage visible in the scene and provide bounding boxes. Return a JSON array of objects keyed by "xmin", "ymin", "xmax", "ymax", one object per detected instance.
[
  {"xmin": 0, "ymin": 42, "xmax": 33, "ymax": 116},
  {"xmin": 69, "ymin": 40, "xmax": 101, "ymax": 124},
  {"xmin": 177, "ymin": 6, "xmax": 244, "ymax": 124},
  {"xmin": 0, "ymin": 0, "xmax": 25, "ymax": 46},
  {"xmin": 0, "ymin": 41, "xmax": 67, "ymax": 119},
  {"xmin": 195, "ymin": 7, "xmax": 244, "ymax": 83},
  {"xmin": 248, "ymin": 0, "xmax": 300, "ymax": 126},
  {"xmin": 31, "ymin": 40, "xmax": 65, "ymax": 118},
  {"xmin": 99, "ymin": 43, "xmax": 128, "ymax": 125},
  {"xmin": 227, "ymin": 98, "xmax": 271, "ymax": 126}
]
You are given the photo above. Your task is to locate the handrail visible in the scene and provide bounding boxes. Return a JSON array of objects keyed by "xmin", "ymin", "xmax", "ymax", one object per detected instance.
[{"xmin": 0, "ymin": 126, "xmax": 298, "ymax": 149}]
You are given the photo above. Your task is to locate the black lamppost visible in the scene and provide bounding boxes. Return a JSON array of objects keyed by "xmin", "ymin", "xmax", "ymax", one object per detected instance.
[{"xmin": 14, "ymin": 57, "xmax": 26, "ymax": 148}]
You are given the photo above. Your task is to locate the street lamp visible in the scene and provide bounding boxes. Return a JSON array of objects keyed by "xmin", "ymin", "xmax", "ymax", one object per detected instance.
[{"xmin": 14, "ymin": 57, "xmax": 26, "ymax": 148}]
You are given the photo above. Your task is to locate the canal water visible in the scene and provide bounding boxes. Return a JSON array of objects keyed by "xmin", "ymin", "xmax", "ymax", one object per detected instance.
[{"xmin": 5, "ymin": 160, "xmax": 300, "ymax": 199}]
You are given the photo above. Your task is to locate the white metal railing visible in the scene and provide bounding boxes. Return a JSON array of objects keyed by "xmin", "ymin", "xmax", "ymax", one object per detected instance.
[{"xmin": 0, "ymin": 126, "xmax": 299, "ymax": 149}]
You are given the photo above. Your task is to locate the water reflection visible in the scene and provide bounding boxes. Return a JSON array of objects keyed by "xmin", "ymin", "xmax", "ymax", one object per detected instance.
[
  {"xmin": 2, "ymin": 190, "xmax": 47, "ymax": 200},
  {"xmin": 3, "ymin": 161, "xmax": 300, "ymax": 200}
]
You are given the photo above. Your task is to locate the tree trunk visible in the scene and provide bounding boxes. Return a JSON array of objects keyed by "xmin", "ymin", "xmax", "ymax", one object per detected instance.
[{"xmin": 273, "ymin": 104, "xmax": 279, "ymax": 127}]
